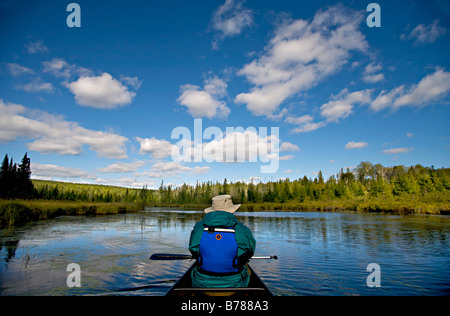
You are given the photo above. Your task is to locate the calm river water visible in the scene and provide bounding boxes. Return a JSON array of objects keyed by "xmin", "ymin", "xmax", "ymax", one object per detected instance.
[{"xmin": 0, "ymin": 208, "xmax": 449, "ymax": 296}]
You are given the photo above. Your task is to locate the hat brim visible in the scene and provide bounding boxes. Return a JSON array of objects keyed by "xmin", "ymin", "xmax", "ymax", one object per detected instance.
[{"xmin": 204, "ymin": 204, "xmax": 241, "ymax": 214}]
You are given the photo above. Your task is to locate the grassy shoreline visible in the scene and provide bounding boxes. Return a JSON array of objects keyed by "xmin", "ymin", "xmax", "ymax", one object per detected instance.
[
  {"xmin": 0, "ymin": 199, "xmax": 143, "ymax": 228},
  {"xmin": 149, "ymin": 195, "xmax": 450, "ymax": 215},
  {"xmin": 1, "ymin": 195, "xmax": 449, "ymax": 229}
]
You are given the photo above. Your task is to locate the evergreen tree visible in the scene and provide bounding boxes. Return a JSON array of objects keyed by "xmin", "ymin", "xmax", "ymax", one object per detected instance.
[
  {"xmin": 0, "ymin": 153, "xmax": 34, "ymax": 199},
  {"xmin": 17, "ymin": 153, "xmax": 34, "ymax": 198},
  {"xmin": 0, "ymin": 154, "xmax": 9, "ymax": 198}
]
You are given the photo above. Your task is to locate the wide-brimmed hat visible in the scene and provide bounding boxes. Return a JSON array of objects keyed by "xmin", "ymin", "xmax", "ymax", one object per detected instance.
[{"xmin": 204, "ymin": 195, "xmax": 241, "ymax": 213}]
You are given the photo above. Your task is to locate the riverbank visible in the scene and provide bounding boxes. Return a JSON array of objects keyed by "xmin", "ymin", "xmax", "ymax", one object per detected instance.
[
  {"xmin": 0, "ymin": 199, "xmax": 143, "ymax": 228},
  {"xmin": 149, "ymin": 194, "xmax": 450, "ymax": 215},
  {"xmin": 1, "ymin": 194, "xmax": 449, "ymax": 229}
]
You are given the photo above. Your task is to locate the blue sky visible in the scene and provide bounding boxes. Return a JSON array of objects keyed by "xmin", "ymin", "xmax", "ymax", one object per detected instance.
[{"xmin": 1, "ymin": 0, "xmax": 449, "ymax": 189}]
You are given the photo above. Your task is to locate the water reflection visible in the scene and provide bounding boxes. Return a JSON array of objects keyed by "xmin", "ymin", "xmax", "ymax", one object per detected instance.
[{"xmin": 1, "ymin": 208, "xmax": 449, "ymax": 296}]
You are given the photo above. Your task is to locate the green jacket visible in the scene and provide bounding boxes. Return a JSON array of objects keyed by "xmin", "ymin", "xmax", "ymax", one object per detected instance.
[{"xmin": 188, "ymin": 211, "xmax": 256, "ymax": 288}]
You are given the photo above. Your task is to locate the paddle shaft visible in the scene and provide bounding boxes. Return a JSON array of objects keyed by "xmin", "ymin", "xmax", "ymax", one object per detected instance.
[
  {"xmin": 150, "ymin": 253, "xmax": 278, "ymax": 260},
  {"xmin": 251, "ymin": 256, "xmax": 278, "ymax": 260}
]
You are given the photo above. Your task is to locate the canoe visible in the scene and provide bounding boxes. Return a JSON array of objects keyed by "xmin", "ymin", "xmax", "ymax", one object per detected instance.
[{"xmin": 165, "ymin": 263, "xmax": 273, "ymax": 297}]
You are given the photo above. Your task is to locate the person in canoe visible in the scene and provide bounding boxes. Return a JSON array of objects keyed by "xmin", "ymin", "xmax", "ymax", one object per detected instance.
[{"xmin": 188, "ymin": 195, "xmax": 256, "ymax": 288}]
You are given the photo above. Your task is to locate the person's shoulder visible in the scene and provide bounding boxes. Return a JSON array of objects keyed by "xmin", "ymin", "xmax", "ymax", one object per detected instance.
[
  {"xmin": 235, "ymin": 221, "xmax": 252, "ymax": 234},
  {"xmin": 193, "ymin": 219, "xmax": 205, "ymax": 230}
]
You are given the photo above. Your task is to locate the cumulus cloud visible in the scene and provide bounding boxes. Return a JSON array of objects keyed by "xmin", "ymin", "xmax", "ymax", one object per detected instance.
[
  {"xmin": 171, "ymin": 128, "xmax": 280, "ymax": 165},
  {"xmin": 43, "ymin": 58, "xmax": 93, "ymax": 79},
  {"xmin": 7, "ymin": 63, "xmax": 53, "ymax": 94},
  {"xmin": 65, "ymin": 73, "xmax": 137, "ymax": 109},
  {"xmin": 17, "ymin": 80, "xmax": 54, "ymax": 93},
  {"xmin": 279, "ymin": 155, "xmax": 294, "ymax": 161},
  {"xmin": 285, "ymin": 89, "xmax": 371, "ymax": 134},
  {"xmin": 285, "ymin": 114, "xmax": 326, "ymax": 134},
  {"xmin": 98, "ymin": 161, "xmax": 146, "ymax": 173},
  {"xmin": 136, "ymin": 162, "xmax": 210, "ymax": 178},
  {"xmin": 370, "ymin": 86, "xmax": 405, "ymax": 112},
  {"xmin": 345, "ymin": 141, "xmax": 368, "ymax": 149},
  {"xmin": 394, "ymin": 68, "xmax": 450, "ymax": 107},
  {"xmin": 291, "ymin": 121, "xmax": 327, "ymax": 134},
  {"xmin": 7, "ymin": 63, "xmax": 34, "ymax": 76},
  {"xmin": 42, "ymin": 58, "xmax": 141, "ymax": 109},
  {"xmin": 371, "ymin": 68, "xmax": 450, "ymax": 111},
  {"xmin": 407, "ymin": 20, "xmax": 446, "ymax": 45},
  {"xmin": 235, "ymin": 4, "xmax": 368, "ymax": 117},
  {"xmin": 320, "ymin": 89, "xmax": 372, "ymax": 122},
  {"xmin": 95, "ymin": 177, "xmax": 155, "ymax": 189},
  {"xmin": 211, "ymin": 0, "xmax": 253, "ymax": 49},
  {"xmin": 0, "ymin": 99, "xmax": 128, "ymax": 158},
  {"xmin": 177, "ymin": 76, "xmax": 230, "ymax": 119},
  {"xmin": 382, "ymin": 147, "xmax": 414, "ymax": 155},
  {"xmin": 31, "ymin": 163, "xmax": 97, "ymax": 180},
  {"xmin": 25, "ymin": 40, "xmax": 48, "ymax": 54},
  {"xmin": 363, "ymin": 62, "xmax": 384, "ymax": 83},
  {"xmin": 119, "ymin": 75, "xmax": 142, "ymax": 90},
  {"xmin": 136, "ymin": 137, "xmax": 176, "ymax": 159},
  {"xmin": 139, "ymin": 128, "xmax": 289, "ymax": 171},
  {"xmin": 280, "ymin": 141, "xmax": 300, "ymax": 152}
]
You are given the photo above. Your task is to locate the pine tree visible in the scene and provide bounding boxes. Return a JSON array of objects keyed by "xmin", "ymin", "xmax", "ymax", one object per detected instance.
[
  {"xmin": 17, "ymin": 153, "xmax": 34, "ymax": 198},
  {"xmin": 0, "ymin": 154, "xmax": 9, "ymax": 198},
  {"xmin": 0, "ymin": 153, "xmax": 35, "ymax": 199}
]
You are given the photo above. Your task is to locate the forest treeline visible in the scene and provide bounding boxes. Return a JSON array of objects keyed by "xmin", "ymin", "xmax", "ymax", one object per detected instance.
[
  {"xmin": 33, "ymin": 162, "xmax": 450, "ymax": 208},
  {"xmin": 2, "ymin": 153, "xmax": 450, "ymax": 212},
  {"xmin": 153, "ymin": 162, "xmax": 450, "ymax": 207}
]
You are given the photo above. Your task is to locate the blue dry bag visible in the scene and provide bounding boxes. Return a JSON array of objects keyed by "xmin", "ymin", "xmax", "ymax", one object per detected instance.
[{"xmin": 199, "ymin": 227, "xmax": 239, "ymax": 274}]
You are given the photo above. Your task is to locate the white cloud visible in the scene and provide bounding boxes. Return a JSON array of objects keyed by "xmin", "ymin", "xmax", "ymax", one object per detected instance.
[
  {"xmin": 98, "ymin": 161, "xmax": 146, "ymax": 173},
  {"xmin": 43, "ymin": 58, "xmax": 69, "ymax": 77},
  {"xmin": 200, "ymin": 130, "xmax": 279, "ymax": 163},
  {"xmin": 7, "ymin": 63, "xmax": 53, "ymax": 94},
  {"xmin": 211, "ymin": 0, "xmax": 253, "ymax": 49},
  {"xmin": 65, "ymin": 73, "xmax": 137, "ymax": 109},
  {"xmin": 320, "ymin": 89, "xmax": 372, "ymax": 122},
  {"xmin": 280, "ymin": 141, "xmax": 300, "ymax": 152},
  {"xmin": 285, "ymin": 89, "xmax": 371, "ymax": 134},
  {"xmin": 31, "ymin": 163, "xmax": 97, "ymax": 180},
  {"xmin": 25, "ymin": 40, "xmax": 48, "ymax": 54},
  {"xmin": 291, "ymin": 120, "xmax": 327, "ymax": 134},
  {"xmin": 170, "ymin": 128, "xmax": 281, "ymax": 166},
  {"xmin": 394, "ymin": 68, "xmax": 450, "ymax": 108},
  {"xmin": 345, "ymin": 141, "xmax": 368, "ymax": 149},
  {"xmin": 17, "ymin": 80, "xmax": 54, "ymax": 93},
  {"xmin": 95, "ymin": 177, "xmax": 156, "ymax": 189},
  {"xmin": 285, "ymin": 114, "xmax": 326, "ymax": 133},
  {"xmin": 119, "ymin": 75, "xmax": 143, "ymax": 90},
  {"xmin": 235, "ymin": 4, "xmax": 368, "ymax": 117},
  {"xmin": 136, "ymin": 162, "xmax": 210, "ymax": 179},
  {"xmin": 364, "ymin": 73, "xmax": 385, "ymax": 84},
  {"xmin": 0, "ymin": 99, "xmax": 128, "ymax": 159},
  {"xmin": 177, "ymin": 76, "xmax": 230, "ymax": 119},
  {"xmin": 371, "ymin": 68, "xmax": 450, "ymax": 111},
  {"xmin": 136, "ymin": 137, "xmax": 175, "ymax": 159},
  {"xmin": 42, "ymin": 59, "xmax": 140, "ymax": 109},
  {"xmin": 370, "ymin": 86, "xmax": 405, "ymax": 112},
  {"xmin": 284, "ymin": 114, "xmax": 314, "ymax": 125},
  {"xmin": 408, "ymin": 20, "xmax": 446, "ymax": 45},
  {"xmin": 43, "ymin": 58, "xmax": 93, "ymax": 79},
  {"xmin": 363, "ymin": 62, "xmax": 384, "ymax": 83},
  {"xmin": 382, "ymin": 147, "xmax": 414, "ymax": 155},
  {"xmin": 279, "ymin": 155, "xmax": 294, "ymax": 161},
  {"xmin": 7, "ymin": 63, "xmax": 34, "ymax": 76}
]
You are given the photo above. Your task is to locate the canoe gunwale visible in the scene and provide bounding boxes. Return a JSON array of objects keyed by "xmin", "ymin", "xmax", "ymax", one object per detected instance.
[{"xmin": 165, "ymin": 263, "xmax": 272, "ymax": 297}]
